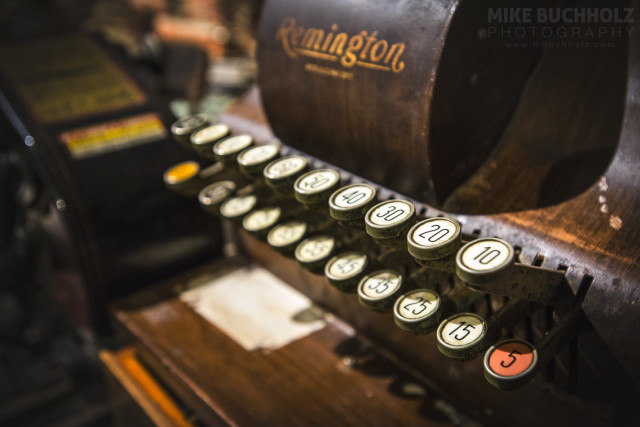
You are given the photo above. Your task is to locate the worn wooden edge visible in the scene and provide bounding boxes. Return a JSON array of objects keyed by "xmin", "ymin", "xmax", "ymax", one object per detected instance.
[
  {"xmin": 113, "ymin": 299, "xmax": 458, "ymax": 426},
  {"xmin": 99, "ymin": 347, "xmax": 196, "ymax": 427},
  {"xmin": 112, "ymin": 312, "xmax": 238, "ymax": 427}
]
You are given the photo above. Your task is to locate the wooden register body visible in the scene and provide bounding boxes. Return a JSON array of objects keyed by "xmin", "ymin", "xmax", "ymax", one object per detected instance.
[
  {"xmin": 255, "ymin": 0, "xmax": 640, "ymax": 387},
  {"xmin": 112, "ymin": 0, "xmax": 640, "ymax": 426}
]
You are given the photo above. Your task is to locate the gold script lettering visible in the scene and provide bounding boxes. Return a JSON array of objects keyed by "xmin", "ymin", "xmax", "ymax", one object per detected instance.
[
  {"xmin": 276, "ymin": 17, "xmax": 298, "ymax": 58},
  {"xmin": 275, "ymin": 17, "xmax": 407, "ymax": 74}
]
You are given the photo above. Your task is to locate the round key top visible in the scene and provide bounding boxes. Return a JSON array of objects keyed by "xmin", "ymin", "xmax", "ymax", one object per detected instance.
[
  {"xmin": 264, "ymin": 155, "xmax": 308, "ymax": 193},
  {"xmin": 163, "ymin": 161, "xmax": 200, "ymax": 186},
  {"xmin": 456, "ymin": 238, "xmax": 564, "ymax": 304},
  {"xmin": 358, "ymin": 269, "xmax": 404, "ymax": 312},
  {"xmin": 329, "ymin": 184, "xmax": 378, "ymax": 222},
  {"xmin": 267, "ymin": 221, "xmax": 307, "ymax": 255},
  {"xmin": 408, "ymin": 218, "xmax": 462, "ymax": 261},
  {"xmin": 213, "ymin": 134, "xmax": 254, "ymax": 165},
  {"xmin": 220, "ymin": 194, "xmax": 257, "ymax": 221},
  {"xmin": 295, "ymin": 235, "xmax": 336, "ymax": 273},
  {"xmin": 484, "ymin": 339, "xmax": 538, "ymax": 391},
  {"xmin": 456, "ymin": 238, "xmax": 515, "ymax": 285},
  {"xmin": 242, "ymin": 206, "xmax": 282, "ymax": 238},
  {"xmin": 437, "ymin": 313, "xmax": 488, "ymax": 360},
  {"xmin": 163, "ymin": 161, "xmax": 201, "ymax": 196},
  {"xmin": 365, "ymin": 199, "xmax": 416, "ymax": 242},
  {"xmin": 393, "ymin": 289, "xmax": 441, "ymax": 334},
  {"xmin": 237, "ymin": 144, "xmax": 280, "ymax": 177},
  {"xmin": 171, "ymin": 114, "xmax": 210, "ymax": 148},
  {"xmin": 325, "ymin": 251, "xmax": 369, "ymax": 293},
  {"xmin": 191, "ymin": 124, "xmax": 231, "ymax": 159},
  {"xmin": 294, "ymin": 169, "xmax": 341, "ymax": 205},
  {"xmin": 198, "ymin": 181, "xmax": 236, "ymax": 215}
]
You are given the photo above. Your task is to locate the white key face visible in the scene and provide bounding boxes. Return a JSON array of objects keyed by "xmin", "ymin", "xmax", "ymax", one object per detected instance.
[
  {"xmin": 368, "ymin": 200, "xmax": 413, "ymax": 227},
  {"xmin": 220, "ymin": 195, "xmax": 257, "ymax": 218},
  {"xmin": 295, "ymin": 170, "xmax": 339, "ymax": 194},
  {"xmin": 295, "ymin": 235, "xmax": 335, "ymax": 263},
  {"xmin": 267, "ymin": 222, "xmax": 307, "ymax": 247},
  {"xmin": 265, "ymin": 156, "xmax": 307, "ymax": 179},
  {"xmin": 331, "ymin": 184, "xmax": 375, "ymax": 209},
  {"xmin": 439, "ymin": 314, "xmax": 486, "ymax": 347},
  {"xmin": 459, "ymin": 239, "xmax": 512, "ymax": 272},
  {"xmin": 326, "ymin": 253, "xmax": 368, "ymax": 280},
  {"xmin": 173, "ymin": 114, "xmax": 209, "ymax": 134},
  {"xmin": 410, "ymin": 218, "xmax": 458, "ymax": 248},
  {"xmin": 192, "ymin": 124, "xmax": 229, "ymax": 144},
  {"xmin": 214, "ymin": 135, "xmax": 253, "ymax": 155},
  {"xmin": 199, "ymin": 182, "xmax": 234, "ymax": 205},
  {"xmin": 395, "ymin": 290, "xmax": 439, "ymax": 320},
  {"xmin": 237, "ymin": 144, "xmax": 279, "ymax": 166},
  {"xmin": 242, "ymin": 207, "xmax": 281, "ymax": 232},
  {"xmin": 359, "ymin": 271, "xmax": 401, "ymax": 300}
]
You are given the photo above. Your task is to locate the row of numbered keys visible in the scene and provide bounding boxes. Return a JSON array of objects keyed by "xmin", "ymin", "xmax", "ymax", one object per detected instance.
[{"xmin": 166, "ymin": 117, "xmax": 576, "ymax": 392}]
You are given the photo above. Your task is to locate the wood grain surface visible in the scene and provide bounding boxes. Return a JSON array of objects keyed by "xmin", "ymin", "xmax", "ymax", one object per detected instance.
[{"xmin": 113, "ymin": 267, "xmax": 466, "ymax": 426}]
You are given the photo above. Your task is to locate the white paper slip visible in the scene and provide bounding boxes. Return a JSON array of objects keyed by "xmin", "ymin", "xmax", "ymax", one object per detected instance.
[{"xmin": 180, "ymin": 265, "xmax": 327, "ymax": 351}]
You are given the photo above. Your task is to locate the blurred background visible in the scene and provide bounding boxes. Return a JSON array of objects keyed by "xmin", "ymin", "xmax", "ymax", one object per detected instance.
[{"xmin": 0, "ymin": 1, "xmax": 263, "ymax": 425}]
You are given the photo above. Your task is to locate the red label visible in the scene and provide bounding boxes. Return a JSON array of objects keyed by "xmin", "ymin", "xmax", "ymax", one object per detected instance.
[{"xmin": 488, "ymin": 341, "xmax": 535, "ymax": 377}]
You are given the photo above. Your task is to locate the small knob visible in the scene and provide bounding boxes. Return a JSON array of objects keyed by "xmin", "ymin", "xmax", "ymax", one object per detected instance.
[
  {"xmin": 407, "ymin": 218, "xmax": 462, "ymax": 271},
  {"xmin": 267, "ymin": 221, "xmax": 308, "ymax": 256},
  {"xmin": 163, "ymin": 161, "xmax": 201, "ymax": 196},
  {"xmin": 264, "ymin": 155, "xmax": 309, "ymax": 194},
  {"xmin": 456, "ymin": 238, "xmax": 514, "ymax": 284},
  {"xmin": 357, "ymin": 269, "xmax": 405, "ymax": 313},
  {"xmin": 483, "ymin": 339, "xmax": 538, "ymax": 391},
  {"xmin": 393, "ymin": 289, "xmax": 441, "ymax": 334},
  {"xmin": 213, "ymin": 134, "xmax": 254, "ymax": 165},
  {"xmin": 328, "ymin": 183, "xmax": 378, "ymax": 223},
  {"xmin": 484, "ymin": 306, "xmax": 580, "ymax": 391},
  {"xmin": 295, "ymin": 235, "xmax": 336, "ymax": 273},
  {"xmin": 237, "ymin": 144, "xmax": 280, "ymax": 177},
  {"xmin": 242, "ymin": 206, "xmax": 282, "ymax": 238},
  {"xmin": 436, "ymin": 313, "xmax": 488, "ymax": 361},
  {"xmin": 220, "ymin": 194, "xmax": 258, "ymax": 222},
  {"xmin": 294, "ymin": 169, "xmax": 341, "ymax": 206},
  {"xmin": 324, "ymin": 251, "xmax": 369, "ymax": 293},
  {"xmin": 365, "ymin": 199, "xmax": 416, "ymax": 247},
  {"xmin": 170, "ymin": 114, "xmax": 210, "ymax": 148},
  {"xmin": 190, "ymin": 124, "xmax": 230, "ymax": 159},
  {"xmin": 436, "ymin": 299, "xmax": 533, "ymax": 361},
  {"xmin": 456, "ymin": 238, "xmax": 563, "ymax": 304},
  {"xmin": 198, "ymin": 181, "xmax": 236, "ymax": 215}
]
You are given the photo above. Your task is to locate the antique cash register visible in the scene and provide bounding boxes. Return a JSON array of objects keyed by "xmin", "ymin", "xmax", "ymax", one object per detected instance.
[{"xmin": 103, "ymin": 0, "xmax": 639, "ymax": 426}]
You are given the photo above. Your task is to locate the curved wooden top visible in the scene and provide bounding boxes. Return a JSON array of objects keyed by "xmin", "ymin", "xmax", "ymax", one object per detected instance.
[{"xmin": 239, "ymin": 0, "xmax": 640, "ymax": 385}]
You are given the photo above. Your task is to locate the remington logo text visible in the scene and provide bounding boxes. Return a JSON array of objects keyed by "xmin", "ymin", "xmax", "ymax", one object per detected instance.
[{"xmin": 276, "ymin": 17, "xmax": 406, "ymax": 73}]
